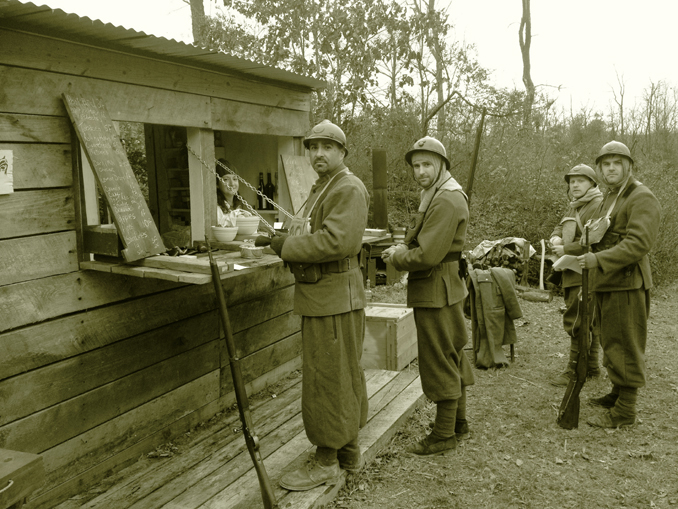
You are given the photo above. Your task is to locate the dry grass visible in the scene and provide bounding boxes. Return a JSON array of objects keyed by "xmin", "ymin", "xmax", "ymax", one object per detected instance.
[{"xmin": 331, "ymin": 282, "xmax": 678, "ymax": 509}]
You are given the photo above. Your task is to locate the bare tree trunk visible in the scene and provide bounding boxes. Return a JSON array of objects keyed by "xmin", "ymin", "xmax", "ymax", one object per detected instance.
[
  {"xmin": 427, "ymin": 0, "xmax": 446, "ymax": 139},
  {"xmin": 390, "ymin": 42, "xmax": 397, "ymax": 110},
  {"xmin": 190, "ymin": 0, "xmax": 205, "ymax": 45},
  {"xmin": 612, "ymin": 70, "xmax": 626, "ymax": 137},
  {"xmin": 644, "ymin": 80, "xmax": 658, "ymax": 149},
  {"xmin": 519, "ymin": 0, "xmax": 535, "ymax": 126}
]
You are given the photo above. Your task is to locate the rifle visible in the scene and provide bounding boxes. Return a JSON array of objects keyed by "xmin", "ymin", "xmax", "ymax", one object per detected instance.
[
  {"xmin": 556, "ymin": 226, "xmax": 590, "ymax": 429},
  {"xmin": 206, "ymin": 239, "xmax": 278, "ymax": 508}
]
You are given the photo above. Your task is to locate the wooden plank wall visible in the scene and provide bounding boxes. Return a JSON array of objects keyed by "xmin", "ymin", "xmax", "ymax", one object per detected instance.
[{"xmin": 0, "ymin": 26, "xmax": 306, "ymax": 509}]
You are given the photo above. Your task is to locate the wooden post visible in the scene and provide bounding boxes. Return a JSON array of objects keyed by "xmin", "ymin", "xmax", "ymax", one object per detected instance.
[
  {"xmin": 465, "ymin": 108, "xmax": 486, "ymax": 209},
  {"xmin": 187, "ymin": 127, "xmax": 216, "ymax": 245},
  {"xmin": 520, "ymin": 240, "xmax": 531, "ymax": 287},
  {"xmin": 371, "ymin": 148, "xmax": 388, "ymax": 229}
]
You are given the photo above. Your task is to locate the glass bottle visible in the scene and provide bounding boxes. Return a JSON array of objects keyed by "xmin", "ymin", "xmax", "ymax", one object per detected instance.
[
  {"xmin": 257, "ymin": 172, "xmax": 265, "ymax": 210},
  {"xmin": 264, "ymin": 172, "xmax": 276, "ymax": 210}
]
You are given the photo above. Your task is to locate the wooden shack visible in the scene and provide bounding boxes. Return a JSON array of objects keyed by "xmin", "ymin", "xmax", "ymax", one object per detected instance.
[{"xmin": 0, "ymin": 3, "xmax": 423, "ymax": 508}]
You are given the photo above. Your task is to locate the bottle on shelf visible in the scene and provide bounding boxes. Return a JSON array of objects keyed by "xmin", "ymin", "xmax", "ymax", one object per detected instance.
[
  {"xmin": 264, "ymin": 172, "xmax": 276, "ymax": 210},
  {"xmin": 257, "ymin": 172, "xmax": 265, "ymax": 210}
]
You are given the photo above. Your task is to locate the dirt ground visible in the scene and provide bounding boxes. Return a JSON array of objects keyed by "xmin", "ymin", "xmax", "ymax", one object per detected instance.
[{"xmin": 328, "ymin": 282, "xmax": 678, "ymax": 509}]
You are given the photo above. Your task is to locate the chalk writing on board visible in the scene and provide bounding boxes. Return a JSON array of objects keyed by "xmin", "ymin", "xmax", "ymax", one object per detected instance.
[{"xmin": 63, "ymin": 93, "xmax": 165, "ymax": 261}]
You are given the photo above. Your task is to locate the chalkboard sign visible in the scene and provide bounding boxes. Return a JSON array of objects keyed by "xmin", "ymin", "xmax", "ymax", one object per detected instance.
[
  {"xmin": 280, "ymin": 155, "xmax": 316, "ymax": 214},
  {"xmin": 63, "ymin": 93, "xmax": 165, "ymax": 262}
]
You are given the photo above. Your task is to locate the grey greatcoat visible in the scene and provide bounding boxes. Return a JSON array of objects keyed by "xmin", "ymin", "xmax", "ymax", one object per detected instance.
[{"xmin": 280, "ymin": 165, "xmax": 370, "ymax": 449}]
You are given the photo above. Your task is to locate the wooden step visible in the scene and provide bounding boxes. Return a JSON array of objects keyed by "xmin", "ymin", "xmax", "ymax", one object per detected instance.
[{"xmin": 66, "ymin": 368, "xmax": 424, "ymax": 509}]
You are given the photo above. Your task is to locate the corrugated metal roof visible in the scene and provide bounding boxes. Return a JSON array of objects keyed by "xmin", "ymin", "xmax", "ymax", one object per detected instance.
[{"xmin": 0, "ymin": 0, "xmax": 325, "ymax": 90}]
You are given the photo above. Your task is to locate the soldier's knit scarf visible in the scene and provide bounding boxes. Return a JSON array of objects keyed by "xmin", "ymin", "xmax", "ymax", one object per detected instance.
[
  {"xmin": 560, "ymin": 186, "xmax": 604, "ymax": 244},
  {"xmin": 417, "ymin": 155, "xmax": 465, "ymax": 213}
]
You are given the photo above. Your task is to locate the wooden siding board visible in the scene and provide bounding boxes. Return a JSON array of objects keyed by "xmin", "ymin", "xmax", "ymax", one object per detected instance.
[
  {"xmin": 0, "ymin": 284, "xmax": 215, "ymax": 379},
  {"xmin": 211, "ymin": 97, "xmax": 309, "ymax": 136},
  {"xmin": 0, "ymin": 65, "xmax": 212, "ymax": 128},
  {"xmin": 0, "ymin": 271, "xmax": 179, "ymax": 334},
  {"xmin": 0, "ymin": 113, "xmax": 70, "ymax": 143},
  {"xmin": 0, "ymin": 142, "xmax": 71, "ymax": 188},
  {"xmin": 234, "ymin": 311, "xmax": 301, "ymax": 358},
  {"xmin": 0, "ymin": 188, "xmax": 74, "ymax": 239},
  {"xmin": 227, "ymin": 285, "xmax": 296, "ymax": 334},
  {"xmin": 221, "ymin": 331, "xmax": 302, "ymax": 397},
  {"xmin": 0, "ymin": 340, "xmax": 220, "ymax": 454},
  {"xmin": 0, "ymin": 30, "xmax": 311, "ymax": 113},
  {"xmin": 0, "ymin": 232, "xmax": 78, "ymax": 287},
  {"xmin": 0, "ymin": 263, "xmax": 294, "ymax": 370},
  {"xmin": 0, "ymin": 312, "xmax": 219, "ymax": 426}
]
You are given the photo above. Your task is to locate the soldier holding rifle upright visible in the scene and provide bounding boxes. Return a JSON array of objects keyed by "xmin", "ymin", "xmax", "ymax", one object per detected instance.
[
  {"xmin": 578, "ymin": 141, "xmax": 661, "ymax": 428},
  {"xmin": 549, "ymin": 164, "xmax": 604, "ymax": 387}
]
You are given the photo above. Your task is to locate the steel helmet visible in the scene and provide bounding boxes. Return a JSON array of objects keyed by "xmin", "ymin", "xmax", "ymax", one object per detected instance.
[
  {"xmin": 564, "ymin": 164, "xmax": 598, "ymax": 186},
  {"xmin": 405, "ymin": 136, "xmax": 450, "ymax": 170},
  {"xmin": 303, "ymin": 120, "xmax": 348, "ymax": 155},
  {"xmin": 595, "ymin": 141, "xmax": 633, "ymax": 165}
]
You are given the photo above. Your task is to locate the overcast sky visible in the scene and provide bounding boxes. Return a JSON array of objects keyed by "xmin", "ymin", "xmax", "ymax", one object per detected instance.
[{"xmin": 32, "ymin": 0, "xmax": 678, "ymax": 115}]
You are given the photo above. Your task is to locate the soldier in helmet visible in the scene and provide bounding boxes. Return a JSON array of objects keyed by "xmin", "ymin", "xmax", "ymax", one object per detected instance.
[
  {"xmin": 549, "ymin": 164, "xmax": 604, "ymax": 386},
  {"xmin": 264, "ymin": 120, "xmax": 370, "ymax": 490},
  {"xmin": 382, "ymin": 136, "xmax": 474, "ymax": 455},
  {"xmin": 577, "ymin": 141, "xmax": 661, "ymax": 428}
]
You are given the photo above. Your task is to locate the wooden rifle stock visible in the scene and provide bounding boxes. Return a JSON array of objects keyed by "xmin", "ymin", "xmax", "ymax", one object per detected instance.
[
  {"xmin": 206, "ymin": 240, "xmax": 279, "ymax": 509},
  {"xmin": 556, "ymin": 226, "xmax": 590, "ymax": 429}
]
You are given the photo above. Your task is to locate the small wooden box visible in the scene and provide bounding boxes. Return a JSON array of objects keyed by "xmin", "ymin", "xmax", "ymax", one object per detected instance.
[
  {"xmin": 0, "ymin": 449, "xmax": 44, "ymax": 509},
  {"xmin": 362, "ymin": 304, "xmax": 418, "ymax": 371}
]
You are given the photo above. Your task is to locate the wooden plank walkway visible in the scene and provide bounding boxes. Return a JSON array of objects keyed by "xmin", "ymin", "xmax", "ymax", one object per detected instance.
[{"xmin": 56, "ymin": 368, "xmax": 424, "ymax": 509}]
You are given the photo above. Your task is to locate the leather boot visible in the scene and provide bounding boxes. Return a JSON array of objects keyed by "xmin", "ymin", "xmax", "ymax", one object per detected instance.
[
  {"xmin": 589, "ymin": 384, "xmax": 620, "ymax": 408},
  {"xmin": 551, "ymin": 346, "xmax": 577, "ymax": 387},
  {"xmin": 337, "ymin": 438, "xmax": 363, "ymax": 473},
  {"xmin": 407, "ymin": 434, "xmax": 458, "ymax": 456},
  {"xmin": 589, "ymin": 385, "xmax": 638, "ymax": 428},
  {"xmin": 280, "ymin": 448, "xmax": 341, "ymax": 491}
]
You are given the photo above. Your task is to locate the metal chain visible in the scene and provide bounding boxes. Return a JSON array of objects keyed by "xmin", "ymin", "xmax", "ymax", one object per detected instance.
[{"xmin": 186, "ymin": 144, "xmax": 293, "ymax": 224}]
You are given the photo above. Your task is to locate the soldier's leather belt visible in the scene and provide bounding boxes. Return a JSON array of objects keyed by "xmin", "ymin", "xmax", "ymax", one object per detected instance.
[{"xmin": 321, "ymin": 256, "xmax": 360, "ymax": 273}]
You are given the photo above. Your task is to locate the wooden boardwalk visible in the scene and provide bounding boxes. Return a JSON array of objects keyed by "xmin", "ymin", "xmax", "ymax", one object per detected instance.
[{"xmin": 56, "ymin": 368, "xmax": 424, "ymax": 509}]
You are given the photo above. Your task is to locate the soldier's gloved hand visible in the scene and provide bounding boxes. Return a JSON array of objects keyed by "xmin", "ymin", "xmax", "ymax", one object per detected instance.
[
  {"xmin": 270, "ymin": 234, "xmax": 289, "ymax": 257},
  {"xmin": 550, "ymin": 236, "xmax": 563, "ymax": 246},
  {"xmin": 254, "ymin": 235, "xmax": 272, "ymax": 247},
  {"xmin": 577, "ymin": 252, "xmax": 598, "ymax": 270},
  {"xmin": 382, "ymin": 243, "xmax": 407, "ymax": 264}
]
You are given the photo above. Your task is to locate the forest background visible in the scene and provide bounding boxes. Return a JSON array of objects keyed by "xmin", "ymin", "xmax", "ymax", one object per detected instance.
[{"xmin": 118, "ymin": 0, "xmax": 678, "ymax": 285}]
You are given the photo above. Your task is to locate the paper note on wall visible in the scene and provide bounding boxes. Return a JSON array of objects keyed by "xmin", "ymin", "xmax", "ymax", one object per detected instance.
[{"xmin": 0, "ymin": 150, "xmax": 13, "ymax": 195}]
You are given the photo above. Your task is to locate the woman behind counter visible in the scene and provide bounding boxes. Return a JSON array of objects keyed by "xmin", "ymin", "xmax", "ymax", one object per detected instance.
[{"xmin": 216, "ymin": 159, "xmax": 251, "ymax": 226}]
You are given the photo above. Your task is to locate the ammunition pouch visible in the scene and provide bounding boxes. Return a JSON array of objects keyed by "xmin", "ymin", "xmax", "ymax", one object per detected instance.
[{"xmin": 289, "ymin": 262, "xmax": 323, "ymax": 283}]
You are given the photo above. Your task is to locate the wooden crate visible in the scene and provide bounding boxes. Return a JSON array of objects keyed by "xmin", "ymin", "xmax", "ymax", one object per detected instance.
[
  {"xmin": 0, "ymin": 449, "xmax": 44, "ymax": 509},
  {"xmin": 362, "ymin": 304, "xmax": 418, "ymax": 371}
]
